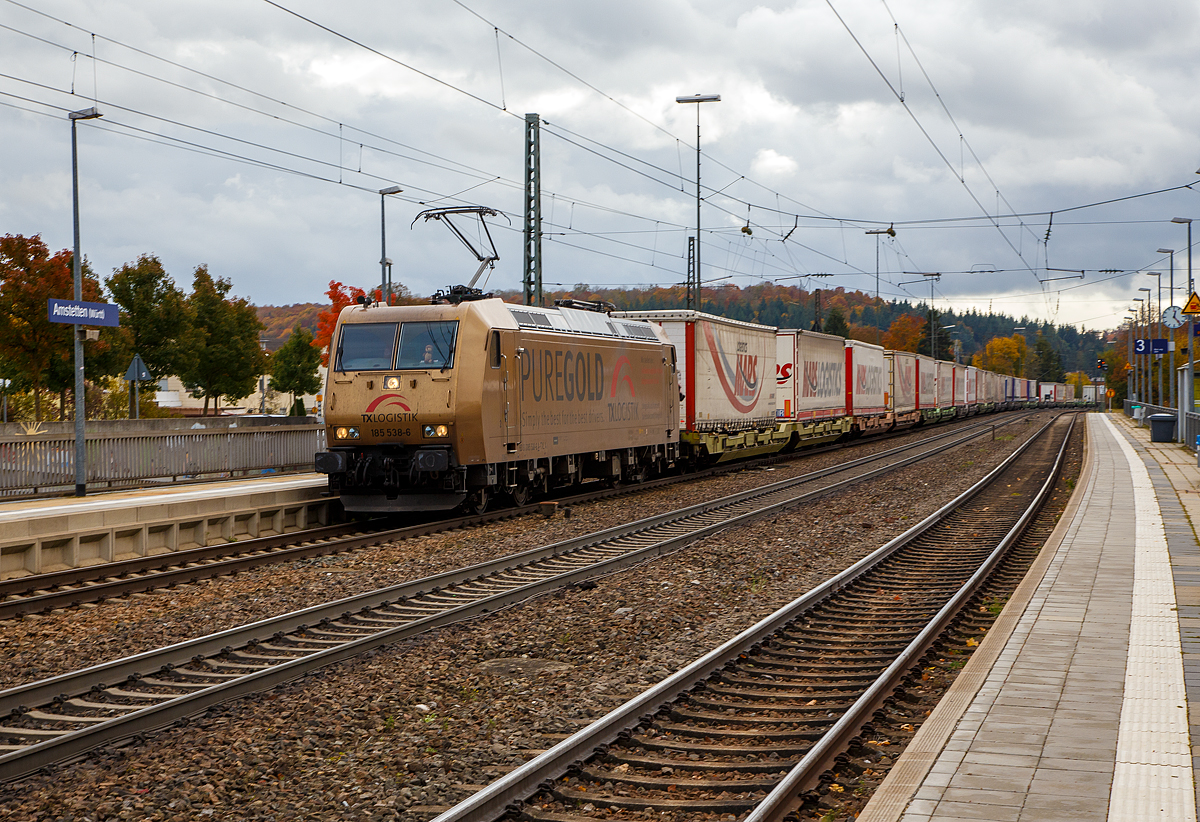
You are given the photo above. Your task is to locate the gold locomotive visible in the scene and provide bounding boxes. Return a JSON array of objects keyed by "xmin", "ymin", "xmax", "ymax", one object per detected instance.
[{"xmin": 316, "ymin": 290, "xmax": 680, "ymax": 513}]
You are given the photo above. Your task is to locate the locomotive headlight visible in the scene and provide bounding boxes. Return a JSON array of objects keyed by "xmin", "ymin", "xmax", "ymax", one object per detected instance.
[
  {"xmin": 384, "ymin": 376, "xmax": 401, "ymax": 390},
  {"xmin": 335, "ymin": 427, "xmax": 360, "ymax": 440},
  {"xmin": 423, "ymin": 424, "xmax": 449, "ymax": 438}
]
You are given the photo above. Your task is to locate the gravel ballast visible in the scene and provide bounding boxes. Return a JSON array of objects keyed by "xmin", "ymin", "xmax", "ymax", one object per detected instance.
[{"xmin": 1, "ymin": 412, "xmax": 1059, "ymax": 821}]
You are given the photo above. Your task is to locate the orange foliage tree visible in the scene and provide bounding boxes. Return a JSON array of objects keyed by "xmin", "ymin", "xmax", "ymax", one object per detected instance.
[
  {"xmin": 882, "ymin": 314, "xmax": 925, "ymax": 353},
  {"xmin": 312, "ymin": 281, "xmax": 366, "ymax": 366},
  {"xmin": 0, "ymin": 234, "xmax": 107, "ymax": 420},
  {"xmin": 977, "ymin": 333, "xmax": 1028, "ymax": 376}
]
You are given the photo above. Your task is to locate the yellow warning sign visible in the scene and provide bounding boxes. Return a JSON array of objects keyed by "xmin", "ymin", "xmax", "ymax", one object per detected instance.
[{"xmin": 1184, "ymin": 292, "xmax": 1200, "ymax": 314}]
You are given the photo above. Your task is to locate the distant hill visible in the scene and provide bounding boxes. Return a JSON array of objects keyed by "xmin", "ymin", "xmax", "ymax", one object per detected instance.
[
  {"xmin": 254, "ymin": 284, "xmax": 1106, "ymax": 378},
  {"xmin": 256, "ymin": 303, "xmax": 323, "ymax": 351}
]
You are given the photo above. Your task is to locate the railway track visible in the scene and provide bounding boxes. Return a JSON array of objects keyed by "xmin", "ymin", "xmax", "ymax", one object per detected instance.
[
  {"xmin": 0, "ymin": 412, "xmax": 1030, "ymax": 621},
  {"xmin": 428, "ymin": 413, "xmax": 1077, "ymax": 822},
  {"xmin": 0, "ymin": 411, "xmax": 1042, "ymax": 783}
]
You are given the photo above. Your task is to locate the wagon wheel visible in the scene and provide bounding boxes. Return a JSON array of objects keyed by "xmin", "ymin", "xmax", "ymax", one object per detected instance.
[
  {"xmin": 509, "ymin": 483, "xmax": 532, "ymax": 507},
  {"xmin": 465, "ymin": 487, "xmax": 490, "ymax": 514},
  {"xmin": 630, "ymin": 461, "xmax": 649, "ymax": 484}
]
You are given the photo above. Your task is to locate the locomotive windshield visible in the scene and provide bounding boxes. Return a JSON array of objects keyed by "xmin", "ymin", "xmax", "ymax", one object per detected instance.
[
  {"xmin": 396, "ymin": 321, "xmax": 459, "ymax": 369},
  {"xmin": 335, "ymin": 322, "xmax": 398, "ymax": 371}
]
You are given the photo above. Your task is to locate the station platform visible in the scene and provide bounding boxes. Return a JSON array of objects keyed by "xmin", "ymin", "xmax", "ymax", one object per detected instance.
[
  {"xmin": 860, "ymin": 412, "xmax": 1199, "ymax": 822},
  {"xmin": 0, "ymin": 474, "xmax": 333, "ymax": 578}
]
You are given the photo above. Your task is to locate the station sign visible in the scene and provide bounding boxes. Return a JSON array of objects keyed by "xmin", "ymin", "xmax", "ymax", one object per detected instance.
[
  {"xmin": 1135, "ymin": 339, "xmax": 1168, "ymax": 354},
  {"xmin": 47, "ymin": 298, "xmax": 120, "ymax": 327}
]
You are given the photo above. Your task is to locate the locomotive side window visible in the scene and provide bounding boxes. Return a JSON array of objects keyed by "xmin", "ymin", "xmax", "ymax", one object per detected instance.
[
  {"xmin": 397, "ymin": 321, "xmax": 459, "ymax": 369},
  {"xmin": 490, "ymin": 331, "xmax": 501, "ymax": 368},
  {"xmin": 336, "ymin": 323, "xmax": 398, "ymax": 371}
]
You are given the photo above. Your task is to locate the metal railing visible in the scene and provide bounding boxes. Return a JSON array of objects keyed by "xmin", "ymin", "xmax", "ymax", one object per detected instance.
[
  {"xmin": 1123, "ymin": 399, "xmax": 1200, "ymax": 448},
  {"xmin": 0, "ymin": 424, "xmax": 326, "ymax": 497}
]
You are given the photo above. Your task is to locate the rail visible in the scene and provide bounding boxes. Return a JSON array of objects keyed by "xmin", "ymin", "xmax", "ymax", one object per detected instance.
[{"xmin": 0, "ymin": 425, "xmax": 326, "ymax": 496}]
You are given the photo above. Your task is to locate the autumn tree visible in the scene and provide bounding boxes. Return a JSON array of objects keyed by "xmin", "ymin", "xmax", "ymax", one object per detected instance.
[
  {"xmin": 270, "ymin": 325, "xmax": 322, "ymax": 415},
  {"xmin": 882, "ymin": 314, "xmax": 925, "ymax": 353},
  {"xmin": 178, "ymin": 266, "xmax": 267, "ymax": 415},
  {"xmin": 978, "ymin": 333, "xmax": 1028, "ymax": 376},
  {"xmin": 0, "ymin": 234, "xmax": 115, "ymax": 421},
  {"xmin": 312, "ymin": 280, "xmax": 366, "ymax": 367}
]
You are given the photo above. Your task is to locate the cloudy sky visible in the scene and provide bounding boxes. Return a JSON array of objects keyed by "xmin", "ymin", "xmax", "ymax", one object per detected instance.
[{"xmin": 4, "ymin": 0, "xmax": 1200, "ymax": 331}]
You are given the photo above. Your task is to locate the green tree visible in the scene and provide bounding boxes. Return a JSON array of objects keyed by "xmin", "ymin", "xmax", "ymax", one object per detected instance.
[
  {"xmin": 106, "ymin": 254, "xmax": 196, "ymax": 378},
  {"xmin": 178, "ymin": 266, "xmax": 267, "ymax": 415},
  {"xmin": 269, "ymin": 325, "xmax": 322, "ymax": 415},
  {"xmin": 918, "ymin": 310, "xmax": 954, "ymax": 360},
  {"xmin": 1030, "ymin": 335, "xmax": 1065, "ymax": 382},
  {"xmin": 824, "ymin": 307, "xmax": 849, "ymax": 338}
]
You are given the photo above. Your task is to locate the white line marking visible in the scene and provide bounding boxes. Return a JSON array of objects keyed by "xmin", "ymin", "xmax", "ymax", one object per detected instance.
[{"xmin": 1104, "ymin": 414, "xmax": 1196, "ymax": 822}]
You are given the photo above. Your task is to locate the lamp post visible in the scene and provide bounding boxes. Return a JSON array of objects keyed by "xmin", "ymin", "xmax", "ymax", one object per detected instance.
[
  {"xmin": 1147, "ymin": 271, "xmax": 1164, "ymax": 407},
  {"xmin": 1126, "ymin": 314, "xmax": 1136, "ymax": 403},
  {"xmin": 676, "ymin": 93, "xmax": 720, "ymax": 312},
  {"xmin": 1158, "ymin": 249, "xmax": 1177, "ymax": 413},
  {"xmin": 379, "ymin": 185, "xmax": 403, "ymax": 302},
  {"xmin": 942, "ymin": 324, "xmax": 958, "ymax": 363},
  {"xmin": 1172, "ymin": 217, "xmax": 1193, "ymax": 419},
  {"xmin": 1152, "ymin": 247, "xmax": 1171, "ymax": 410},
  {"xmin": 1138, "ymin": 286, "xmax": 1152, "ymax": 403},
  {"xmin": 69, "ymin": 106, "xmax": 101, "ymax": 497}
]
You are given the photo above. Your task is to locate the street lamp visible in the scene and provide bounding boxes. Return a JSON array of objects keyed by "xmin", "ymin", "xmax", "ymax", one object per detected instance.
[
  {"xmin": 69, "ymin": 105, "xmax": 101, "ymax": 497},
  {"xmin": 1126, "ymin": 313, "xmax": 1137, "ymax": 404},
  {"xmin": 379, "ymin": 185, "xmax": 403, "ymax": 303},
  {"xmin": 1147, "ymin": 272, "xmax": 1164, "ymax": 406},
  {"xmin": 1139, "ymin": 286, "xmax": 1153, "ymax": 404},
  {"xmin": 1133, "ymin": 298, "xmax": 1145, "ymax": 403},
  {"xmin": 676, "ymin": 93, "xmax": 721, "ymax": 312},
  {"xmin": 1172, "ymin": 218, "xmax": 1194, "ymax": 418}
]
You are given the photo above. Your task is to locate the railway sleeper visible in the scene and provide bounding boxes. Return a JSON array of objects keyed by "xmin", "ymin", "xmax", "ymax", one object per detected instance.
[
  {"xmin": 577, "ymin": 765, "xmax": 784, "ymax": 792},
  {"xmin": 685, "ymin": 695, "xmax": 857, "ymax": 714},
  {"xmin": 629, "ymin": 735, "xmax": 813, "ymax": 758},
  {"xmin": 650, "ymin": 721, "xmax": 827, "ymax": 741},
  {"xmin": 669, "ymin": 707, "xmax": 838, "ymax": 728},
  {"xmin": 548, "ymin": 787, "xmax": 761, "ymax": 814},
  {"xmin": 601, "ymin": 750, "xmax": 802, "ymax": 774}
]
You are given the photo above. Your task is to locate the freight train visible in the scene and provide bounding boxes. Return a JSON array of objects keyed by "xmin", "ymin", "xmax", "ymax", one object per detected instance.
[{"xmin": 315, "ymin": 289, "xmax": 1084, "ymax": 514}]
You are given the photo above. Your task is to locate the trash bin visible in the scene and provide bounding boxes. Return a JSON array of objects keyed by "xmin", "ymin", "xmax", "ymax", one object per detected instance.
[{"xmin": 1148, "ymin": 413, "xmax": 1177, "ymax": 443}]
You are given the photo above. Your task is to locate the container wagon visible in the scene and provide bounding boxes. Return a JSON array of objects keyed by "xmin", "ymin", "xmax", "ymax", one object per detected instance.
[{"xmin": 615, "ymin": 310, "xmax": 781, "ymax": 461}]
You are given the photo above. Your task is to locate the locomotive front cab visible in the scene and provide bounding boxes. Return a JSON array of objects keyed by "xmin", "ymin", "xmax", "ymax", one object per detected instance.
[{"xmin": 319, "ymin": 302, "xmax": 479, "ymax": 513}]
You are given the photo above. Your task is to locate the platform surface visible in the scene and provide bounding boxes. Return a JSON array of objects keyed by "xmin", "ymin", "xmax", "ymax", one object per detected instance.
[
  {"xmin": 860, "ymin": 412, "xmax": 1199, "ymax": 822},
  {"xmin": 0, "ymin": 473, "xmax": 326, "ymax": 526}
]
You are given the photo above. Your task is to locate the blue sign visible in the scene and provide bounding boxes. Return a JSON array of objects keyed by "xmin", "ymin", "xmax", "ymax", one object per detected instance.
[
  {"xmin": 1135, "ymin": 338, "xmax": 1148, "ymax": 354},
  {"xmin": 1152, "ymin": 339, "xmax": 1169, "ymax": 354},
  {"xmin": 1194, "ymin": 322, "xmax": 1200, "ymax": 337},
  {"xmin": 47, "ymin": 299, "xmax": 120, "ymax": 327}
]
